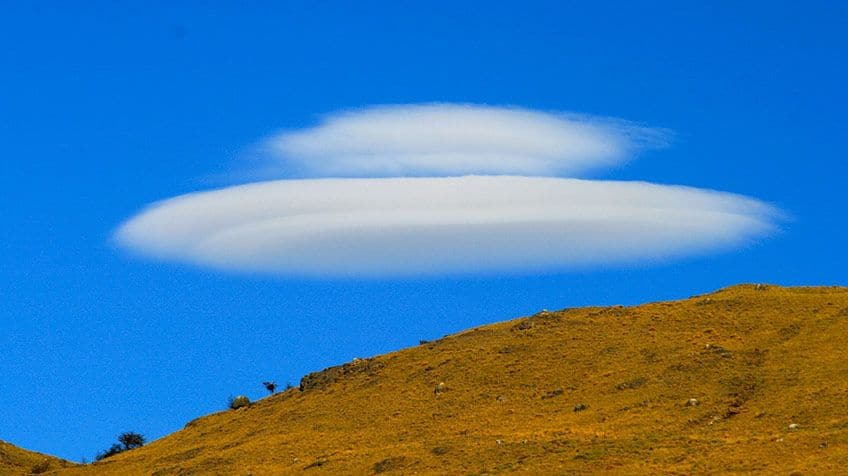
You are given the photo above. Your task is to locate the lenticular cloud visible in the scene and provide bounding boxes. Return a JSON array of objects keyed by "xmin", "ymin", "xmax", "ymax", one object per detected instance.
[
  {"xmin": 115, "ymin": 176, "xmax": 777, "ymax": 277},
  {"xmin": 268, "ymin": 104, "xmax": 667, "ymax": 177},
  {"xmin": 114, "ymin": 104, "xmax": 779, "ymax": 277}
]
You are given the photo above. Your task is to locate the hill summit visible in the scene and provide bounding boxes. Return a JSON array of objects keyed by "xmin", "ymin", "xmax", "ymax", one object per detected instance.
[{"xmin": 10, "ymin": 284, "xmax": 848, "ymax": 474}]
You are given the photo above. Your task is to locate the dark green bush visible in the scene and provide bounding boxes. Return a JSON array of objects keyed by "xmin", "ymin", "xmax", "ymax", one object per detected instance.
[
  {"xmin": 118, "ymin": 431, "xmax": 145, "ymax": 450},
  {"xmin": 95, "ymin": 432, "xmax": 146, "ymax": 461},
  {"xmin": 95, "ymin": 444, "xmax": 124, "ymax": 461}
]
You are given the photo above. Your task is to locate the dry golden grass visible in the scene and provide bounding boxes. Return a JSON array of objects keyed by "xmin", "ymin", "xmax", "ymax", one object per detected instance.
[
  {"xmin": 27, "ymin": 284, "xmax": 848, "ymax": 474},
  {"xmin": 0, "ymin": 439, "xmax": 75, "ymax": 475}
]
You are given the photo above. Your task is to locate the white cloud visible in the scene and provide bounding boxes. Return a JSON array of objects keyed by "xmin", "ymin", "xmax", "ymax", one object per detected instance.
[
  {"xmin": 266, "ymin": 104, "xmax": 667, "ymax": 178},
  {"xmin": 114, "ymin": 176, "xmax": 778, "ymax": 277}
]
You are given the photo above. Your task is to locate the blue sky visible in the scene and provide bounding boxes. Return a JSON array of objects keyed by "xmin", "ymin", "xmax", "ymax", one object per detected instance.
[{"xmin": 1, "ymin": 1, "xmax": 846, "ymax": 461}]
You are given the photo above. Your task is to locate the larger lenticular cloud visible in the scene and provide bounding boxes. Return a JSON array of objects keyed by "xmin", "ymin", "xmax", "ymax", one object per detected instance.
[
  {"xmin": 268, "ymin": 104, "xmax": 667, "ymax": 177},
  {"xmin": 114, "ymin": 103, "xmax": 780, "ymax": 277},
  {"xmin": 115, "ymin": 176, "xmax": 778, "ymax": 277}
]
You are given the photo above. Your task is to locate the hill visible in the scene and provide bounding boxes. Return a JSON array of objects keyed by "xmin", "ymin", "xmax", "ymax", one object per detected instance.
[
  {"xmin": 30, "ymin": 284, "xmax": 848, "ymax": 473},
  {"xmin": 0, "ymin": 439, "xmax": 75, "ymax": 475}
]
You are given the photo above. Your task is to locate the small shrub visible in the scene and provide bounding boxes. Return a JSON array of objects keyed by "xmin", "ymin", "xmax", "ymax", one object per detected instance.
[
  {"xmin": 95, "ymin": 444, "xmax": 124, "ymax": 461},
  {"xmin": 542, "ymin": 388, "xmax": 564, "ymax": 399},
  {"xmin": 118, "ymin": 432, "xmax": 145, "ymax": 450},
  {"xmin": 374, "ymin": 457, "xmax": 405, "ymax": 473},
  {"xmin": 30, "ymin": 460, "xmax": 51, "ymax": 474},
  {"xmin": 228, "ymin": 395, "xmax": 250, "ymax": 409},
  {"xmin": 94, "ymin": 431, "xmax": 146, "ymax": 461},
  {"xmin": 615, "ymin": 377, "xmax": 647, "ymax": 391},
  {"xmin": 304, "ymin": 457, "xmax": 328, "ymax": 469}
]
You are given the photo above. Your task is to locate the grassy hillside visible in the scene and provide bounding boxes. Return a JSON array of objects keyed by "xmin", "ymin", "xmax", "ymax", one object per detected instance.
[
  {"xmin": 0, "ymin": 439, "xmax": 74, "ymax": 475},
  {"xmin": 31, "ymin": 284, "xmax": 848, "ymax": 474}
]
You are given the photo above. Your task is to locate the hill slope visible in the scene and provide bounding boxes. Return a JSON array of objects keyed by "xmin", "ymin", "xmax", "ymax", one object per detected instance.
[
  {"xmin": 45, "ymin": 285, "xmax": 848, "ymax": 474},
  {"xmin": 0, "ymin": 439, "xmax": 75, "ymax": 475}
]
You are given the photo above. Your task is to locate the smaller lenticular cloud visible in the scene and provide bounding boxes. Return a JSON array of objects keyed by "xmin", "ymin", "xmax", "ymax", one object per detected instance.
[
  {"xmin": 267, "ymin": 104, "xmax": 668, "ymax": 178},
  {"xmin": 114, "ymin": 176, "xmax": 778, "ymax": 277}
]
